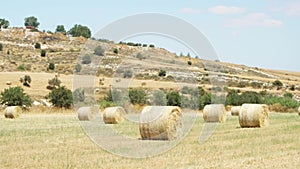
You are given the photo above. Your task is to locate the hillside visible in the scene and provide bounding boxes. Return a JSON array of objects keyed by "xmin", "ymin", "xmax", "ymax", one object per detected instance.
[{"xmin": 1, "ymin": 27, "xmax": 300, "ymax": 101}]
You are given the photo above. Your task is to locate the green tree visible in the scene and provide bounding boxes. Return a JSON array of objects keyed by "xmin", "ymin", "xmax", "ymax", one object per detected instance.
[
  {"xmin": 19, "ymin": 75, "xmax": 31, "ymax": 87},
  {"xmin": 0, "ymin": 86, "xmax": 32, "ymax": 106},
  {"xmin": 24, "ymin": 16, "xmax": 40, "ymax": 28},
  {"xmin": 240, "ymin": 91, "xmax": 263, "ymax": 104},
  {"xmin": 68, "ymin": 24, "xmax": 91, "ymax": 38},
  {"xmin": 0, "ymin": 18, "xmax": 9, "ymax": 28},
  {"xmin": 35, "ymin": 42, "xmax": 41, "ymax": 49},
  {"xmin": 94, "ymin": 46, "xmax": 105, "ymax": 56},
  {"xmin": 129, "ymin": 88, "xmax": 147, "ymax": 105},
  {"xmin": 48, "ymin": 63, "xmax": 55, "ymax": 70},
  {"xmin": 41, "ymin": 49, "xmax": 46, "ymax": 57},
  {"xmin": 55, "ymin": 25, "xmax": 66, "ymax": 34},
  {"xmin": 166, "ymin": 91, "xmax": 181, "ymax": 106},
  {"xmin": 47, "ymin": 86, "xmax": 73, "ymax": 108}
]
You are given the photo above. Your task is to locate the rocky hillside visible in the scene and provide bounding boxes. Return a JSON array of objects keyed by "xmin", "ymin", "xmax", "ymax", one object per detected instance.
[{"xmin": 1, "ymin": 28, "xmax": 300, "ymax": 99}]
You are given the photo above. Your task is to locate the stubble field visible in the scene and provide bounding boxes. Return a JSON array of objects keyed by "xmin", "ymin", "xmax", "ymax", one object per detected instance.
[{"xmin": 0, "ymin": 112, "xmax": 299, "ymax": 169}]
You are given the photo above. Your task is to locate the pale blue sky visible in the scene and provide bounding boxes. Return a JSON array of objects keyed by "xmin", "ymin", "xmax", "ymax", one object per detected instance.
[{"xmin": 1, "ymin": 0, "xmax": 300, "ymax": 71}]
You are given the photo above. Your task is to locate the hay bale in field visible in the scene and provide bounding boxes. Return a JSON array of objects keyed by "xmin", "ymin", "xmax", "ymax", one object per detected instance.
[
  {"xmin": 231, "ymin": 106, "xmax": 241, "ymax": 116},
  {"xmin": 4, "ymin": 106, "xmax": 22, "ymax": 119},
  {"xmin": 103, "ymin": 107, "xmax": 125, "ymax": 124},
  {"xmin": 203, "ymin": 104, "xmax": 227, "ymax": 122},
  {"xmin": 6, "ymin": 81, "xmax": 11, "ymax": 85},
  {"xmin": 239, "ymin": 104, "xmax": 269, "ymax": 128},
  {"xmin": 139, "ymin": 106, "xmax": 182, "ymax": 140},
  {"xmin": 77, "ymin": 106, "xmax": 99, "ymax": 121}
]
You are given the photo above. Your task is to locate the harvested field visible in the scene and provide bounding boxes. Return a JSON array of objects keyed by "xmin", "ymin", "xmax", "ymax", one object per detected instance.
[{"xmin": 0, "ymin": 112, "xmax": 299, "ymax": 168}]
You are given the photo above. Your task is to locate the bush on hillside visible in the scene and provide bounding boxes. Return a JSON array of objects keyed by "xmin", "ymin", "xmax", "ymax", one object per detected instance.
[
  {"xmin": 47, "ymin": 86, "xmax": 73, "ymax": 108},
  {"xmin": 0, "ymin": 86, "xmax": 32, "ymax": 107}
]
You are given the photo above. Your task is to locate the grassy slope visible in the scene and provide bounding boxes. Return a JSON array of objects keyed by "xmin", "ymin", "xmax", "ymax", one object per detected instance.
[{"xmin": 0, "ymin": 113, "xmax": 299, "ymax": 169}]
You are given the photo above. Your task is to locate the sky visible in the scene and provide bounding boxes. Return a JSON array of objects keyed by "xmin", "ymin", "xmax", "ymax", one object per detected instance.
[{"xmin": 1, "ymin": 0, "xmax": 300, "ymax": 71}]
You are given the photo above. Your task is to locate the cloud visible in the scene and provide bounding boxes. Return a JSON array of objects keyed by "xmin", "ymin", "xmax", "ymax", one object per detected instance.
[
  {"xmin": 226, "ymin": 13, "xmax": 283, "ymax": 27},
  {"xmin": 181, "ymin": 7, "xmax": 202, "ymax": 14},
  {"xmin": 208, "ymin": 5, "xmax": 246, "ymax": 15},
  {"xmin": 270, "ymin": 1, "xmax": 300, "ymax": 16}
]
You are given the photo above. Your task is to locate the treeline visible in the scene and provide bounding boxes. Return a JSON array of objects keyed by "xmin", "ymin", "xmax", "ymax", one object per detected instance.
[{"xmin": 98, "ymin": 86, "xmax": 299, "ymax": 112}]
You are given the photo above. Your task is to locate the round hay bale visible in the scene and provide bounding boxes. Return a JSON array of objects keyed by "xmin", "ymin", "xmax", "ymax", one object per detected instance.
[
  {"xmin": 4, "ymin": 106, "xmax": 22, "ymax": 119},
  {"xmin": 231, "ymin": 106, "xmax": 241, "ymax": 116},
  {"xmin": 239, "ymin": 104, "xmax": 269, "ymax": 128},
  {"xmin": 203, "ymin": 104, "xmax": 226, "ymax": 122},
  {"xmin": 103, "ymin": 107, "xmax": 125, "ymax": 124},
  {"xmin": 139, "ymin": 106, "xmax": 182, "ymax": 140},
  {"xmin": 77, "ymin": 106, "xmax": 99, "ymax": 121}
]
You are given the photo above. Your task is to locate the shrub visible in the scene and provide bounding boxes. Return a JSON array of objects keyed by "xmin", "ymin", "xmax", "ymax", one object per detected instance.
[
  {"xmin": 187, "ymin": 61, "xmax": 192, "ymax": 65},
  {"xmin": 99, "ymin": 100, "xmax": 115, "ymax": 109},
  {"xmin": 136, "ymin": 53, "xmax": 145, "ymax": 60},
  {"xmin": 250, "ymin": 82, "xmax": 262, "ymax": 89},
  {"xmin": 200, "ymin": 93, "xmax": 211, "ymax": 109},
  {"xmin": 82, "ymin": 55, "xmax": 92, "ymax": 64},
  {"xmin": 47, "ymin": 86, "xmax": 73, "ymax": 108},
  {"xmin": 113, "ymin": 48, "xmax": 119, "ymax": 54},
  {"xmin": 73, "ymin": 88, "xmax": 85, "ymax": 103},
  {"xmin": 48, "ymin": 77, "xmax": 61, "ymax": 89},
  {"xmin": 106, "ymin": 89, "xmax": 124, "ymax": 105},
  {"xmin": 94, "ymin": 46, "xmax": 105, "ymax": 56},
  {"xmin": 142, "ymin": 44, "xmax": 147, "ymax": 47},
  {"xmin": 35, "ymin": 42, "xmax": 41, "ymax": 49},
  {"xmin": 149, "ymin": 44, "xmax": 155, "ymax": 48},
  {"xmin": 284, "ymin": 92, "xmax": 293, "ymax": 99},
  {"xmin": 240, "ymin": 91, "xmax": 263, "ymax": 104},
  {"xmin": 48, "ymin": 63, "xmax": 55, "ymax": 70},
  {"xmin": 158, "ymin": 69, "xmax": 166, "ymax": 77},
  {"xmin": 129, "ymin": 88, "xmax": 147, "ymax": 105},
  {"xmin": 151, "ymin": 90, "xmax": 167, "ymax": 106},
  {"xmin": 123, "ymin": 69, "xmax": 133, "ymax": 78},
  {"xmin": 41, "ymin": 49, "xmax": 46, "ymax": 57},
  {"xmin": 19, "ymin": 75, "xmax": 31, "ymax": 87},
  {"xmin": 166, "ymin": 91, "xmax": 181, "ymax": 106},
  {"xmin": 0, "ymin": 86, "xmax": 32, "ymax": 107},
  {"xmin": 75, "ymin": 64, "xmax": 82, "ymax": 72},
  {"xmin": 273, "ymin": 80, "xmax": 283, "ymax": 89},
  {"xmin": 0, "ymin": 43, "xmax": 3, "ymax": 51},
  {"xmin": 225, "ymin": 90, "xmax": 240, "ymax": 106},
  {"xmin": 17, "ymin": 65, "xmax": 26, "ymax": 71},
  {"xmin": 289, "ymin": 85, "xmax": 295, "ymax": 91}
]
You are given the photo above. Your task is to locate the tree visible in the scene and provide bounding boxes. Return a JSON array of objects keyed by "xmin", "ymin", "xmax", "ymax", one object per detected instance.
[
  {"xmin": 158, "ymin": 69, "xmax": 166, "ymax": 77},
  {"xmin": 19, "ymin": 75, "xmax": 31, "ymax": 87},
  {"xmin": 0, "ymin": 18, "xmax": 9, "ymax": 29},
  {"xmin": 0, "ymin": 86, "xmax": 32, "ymax": 107},
  {"xmin": 94, "ymin": 46, "xmax": 105, "ymax": 56},
  {"xmin": 47, "ymin": 86, "xmax": 73, "ymax": 108},
  {"xmin": 35, "ymin": 42, "xmax": 41, "ymax": 49},
  {"xmin": 41, "ymin": 49, "xmax": 46, "ymax": 57},
  {"xmin": 48, "ymin": 63, "xmax": 55, "ymax": 70},
  {"xmin": 24, "ymin": 16, "xmax": 40, "ymax": 28},
  {"xmin": 68, "ymin": 24, "xmax": 91, "ymax": 38},
  {"xmin": 82, "ymin": 55, "xmax": 92, "ymax": 64},
  {"xmin": 113, "ymin": 48, "xmax": 119, "ymax": 54},
  {"xmin": 55, "ymin": 25, "xmax": 66, "ymax": 34},
  {"xmin": 167, "ymin": 91, "xmax": 181, "ymax": 106},
  {"xmin": 187, "ymin": 61, "xmax": 192, "ymax": 65},
  {"xmin": 129, "ymin": 88, "xmax": 147, "ymax": 105}
]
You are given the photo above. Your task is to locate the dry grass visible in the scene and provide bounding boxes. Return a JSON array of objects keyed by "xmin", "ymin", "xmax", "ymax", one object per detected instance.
[{"xmin": 0, "ymin": 112, "xmax": 299, "ymax": 168}]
